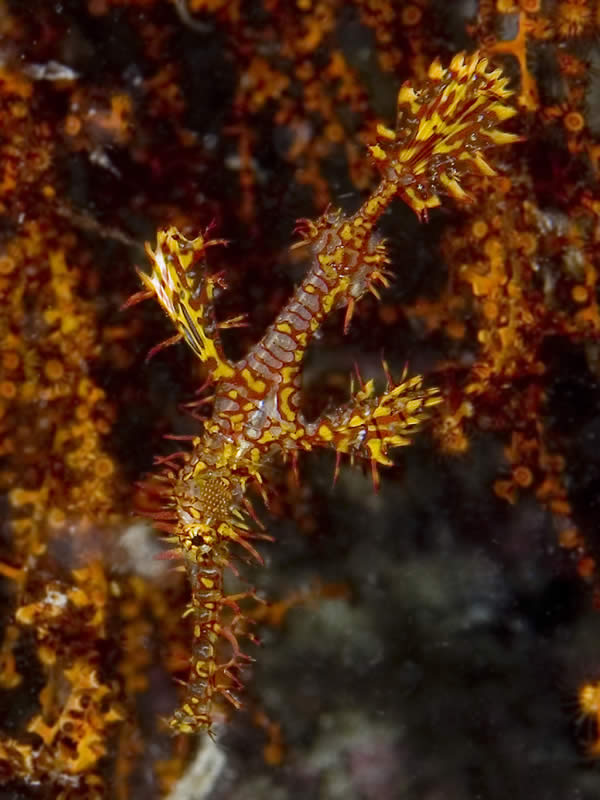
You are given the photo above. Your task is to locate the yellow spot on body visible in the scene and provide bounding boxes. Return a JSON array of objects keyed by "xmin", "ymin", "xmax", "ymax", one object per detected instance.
[
  {"xmin": 388, "ymin": 434, "xmax": 411, "ymax": 447},
  {"xmin": 405, "ymin": 398, "xmax": 425, "ymax": 414},
  {"xmin": 440, "ymin": 174, "xmax": 469, "ymax": 200},
  {"xmin": 279, "ymin": 387, "xmax": 296, "ymax": 421},
  {"xmin": 280, "ymin": 366, "xmax": 297, "ymax": 384},
  {"xmin": 241, "ymin": 368, "xmax": 266, "ymax": 394},
  {"xmin": 428, "ymin": 59, "xmax": 444, "ymax": 81},
  {"xmin": 491, "ymin": 102, "xmax": 518, "ymax": 122},
  {"xmin": 484, "ymin": 128, "xmax": 521, "ymax": 146},
  {"xmin": 365, "ymin": 197, "xmax": 381, "ymax": 217},
  {"xmin": 369, "ymin": 144, "xmax": 387, "ymax": 161},
  {"xmin": 367, "ymin": 439, "xmax": 393, "ymax": 466},
  {"xmin": 340, "ymin": 224, "xmax": 353, "ymax": 241},
  {"xmin": 416, "ymin": 110, "xmax": 443, "ymax": 141},
  {"xmin": 322, "ymin": 293, "xmax": 337, "ymax": 314},
  {"xmin": 318, "ymin": 424, "xmax": 333, "ymax": 441},
  {"xmin": 472, "ymin": 151, "xmax": 497, "ymax": 176},
  {"xmin": 397, "ymin": 85, "xmax": 419, "ymax": 113}
]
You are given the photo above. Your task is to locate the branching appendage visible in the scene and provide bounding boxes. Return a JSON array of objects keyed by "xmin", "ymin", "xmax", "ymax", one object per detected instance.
[
  {"xmin": 368, "ymin": 51, "xmax": 521, "ymax": 219},
  {"xmin": 133, "ymin": 51, "xmax": 520, "ymax": 736}
]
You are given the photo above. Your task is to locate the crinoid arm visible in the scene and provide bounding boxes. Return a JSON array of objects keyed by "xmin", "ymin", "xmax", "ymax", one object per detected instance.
[
  {"xmin": 368, "ymin": 51, "xmax": 522, "ymax": 219},
  {"xmin": 304, "ymin": 366, "xmax": 442, "ymax": 470},
  {"xmin": 141, "ymin": 227, "xmax": 234, "ymax": 380}
]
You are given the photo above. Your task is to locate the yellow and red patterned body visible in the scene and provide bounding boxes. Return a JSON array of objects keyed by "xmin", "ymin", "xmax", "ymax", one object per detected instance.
[{"xmin": 134, "ymin": 51, "xmax": 519, "ymax": 735}]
